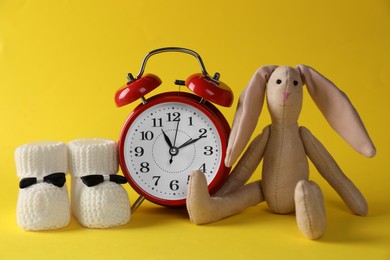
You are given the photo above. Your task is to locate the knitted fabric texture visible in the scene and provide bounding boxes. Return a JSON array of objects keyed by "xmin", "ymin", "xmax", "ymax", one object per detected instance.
[
  {"xmin": 15, "ymin": 141, "xmax": 68, "ymax": 178},
  {"xmin": 68, "ymin": 138, "xmax": 131, "ymax": 228},
  {"xmin": 68, "ymin": 138, "xmax": 118, "ymax": 177},
  {"xmin": 15, "ymin": 141, "xmax": 70, "ymax": 230}
]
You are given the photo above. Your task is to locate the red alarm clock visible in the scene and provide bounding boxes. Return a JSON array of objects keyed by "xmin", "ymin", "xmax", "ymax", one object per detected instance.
[{"xmin": 115, "ymin": 47, "xmax": 233, "ymax": 209}]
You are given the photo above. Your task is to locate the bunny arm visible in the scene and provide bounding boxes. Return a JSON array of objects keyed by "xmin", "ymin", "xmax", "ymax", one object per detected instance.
[
  {"xmin": 215, "ymin": 125, "xmax": 270, "ymax": 196},
  {"xmin": 299, "ymin": 126, "xmax": 368, "ymax": 216},
  {"xmin": 186, "ymin": 126, "xmax": 270, "ymax": 224}
]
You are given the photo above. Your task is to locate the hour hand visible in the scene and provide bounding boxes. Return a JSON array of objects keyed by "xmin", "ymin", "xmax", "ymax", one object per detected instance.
[{"xmin": 161, "ymin": 129, "xmax": 173, "ymax": 148}]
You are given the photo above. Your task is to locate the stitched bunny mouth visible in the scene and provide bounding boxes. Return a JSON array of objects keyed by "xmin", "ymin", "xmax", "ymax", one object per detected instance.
[
  {"xmin": 280, "ymin": 102, "xmax": 294, "ymax": 108},
  {"xmin": 275, "ymin": 102, "xmax": 294, "ymax": 108}
]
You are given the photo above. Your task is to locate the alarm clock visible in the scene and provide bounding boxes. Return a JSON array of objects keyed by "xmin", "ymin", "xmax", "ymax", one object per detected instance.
[{"xmin": 115, "ymin": 47, "xmax": 233, "ymax": 209}]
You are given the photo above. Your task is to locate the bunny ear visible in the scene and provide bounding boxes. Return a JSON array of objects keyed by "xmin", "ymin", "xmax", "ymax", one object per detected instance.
[
  {"xmin": 297, "ymin": 64, "xmax": 376, "ymax": 158},
  {"xmin": 225, "ymin": 65, "xmax": 277, "ymax": 167}
]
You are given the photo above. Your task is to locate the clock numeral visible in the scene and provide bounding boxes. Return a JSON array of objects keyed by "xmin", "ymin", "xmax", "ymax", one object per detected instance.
[
  {"xmin": 199, "ymin": 163, "xmax": 206, "ymax": 173},
  {"xmin": 152, "ymin": 176, "xmax": 161, "ymax": 186},
  {"xmin": 167, "ymin": 112, "xmax": 180, "ymax": 122},
  {"xmin": 188, "ymin": 116, "xmax": 193, "ymax": 126},
  {"xmin": 152, "ymin": 118, "xmax": 163, "ymax": 127},
  {"xmin": 204, "ymin": 146, "xmax": 213, "ymax": 155},
  {"xmin": 199, "ymin": 128, "xmax": 207, "ymax": 138},
  {"xmin": 170, "ymin": 180, "xmax": 179, "ymax": 191},
  {"xmin": 140, "ymin": 131, "xmax": 154, "ymax": 141},
  {"xmin": 140, "ymin": 162, "xmax": 150, "ymax": 173},
  {"xmin": 134, "ymin": 146, "xmax": 144, "ymax": 157}
]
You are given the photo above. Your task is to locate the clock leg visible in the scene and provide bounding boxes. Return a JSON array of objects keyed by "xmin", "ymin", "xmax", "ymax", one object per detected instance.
[
  {"xmin": 131, "ymin": 195, "xmax": 146, "ymax": 212},
  {"xmin": 186, "ymin": 170, "xmax": 264, "ymax": 224}
]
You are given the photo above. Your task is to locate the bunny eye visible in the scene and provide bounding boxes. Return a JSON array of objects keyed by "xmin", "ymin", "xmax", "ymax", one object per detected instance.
[
  {"xmin": 293, "ymin": 80, "xmax": 299, "ymax": 86},
  {"xmin": 276, "ymin": 79, "xmax": 282, "ymax": 84}
]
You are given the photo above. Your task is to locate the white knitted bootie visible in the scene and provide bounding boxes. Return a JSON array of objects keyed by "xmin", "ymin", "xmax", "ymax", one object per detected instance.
[
  {"xmin": 68, "ymin": 138, "xmax": 131, "ymax": 228},
  {"xmin": 15, "ymin": 141, "xmax": 70, "ymax": 231}
]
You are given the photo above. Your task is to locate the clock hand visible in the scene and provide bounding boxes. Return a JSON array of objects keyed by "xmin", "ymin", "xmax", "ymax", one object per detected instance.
[
  {"xmin": 178, "ymin": 135, "xmax": 205, "ymax": 149},
  {"xmin": 177, "ymin": 138, "xmax": 193, "ymax": 149},
  {"xmin": 169, "ymin": 119, "xmax": 181, "ymax": 164},
  {"xmin": 172, "ymin": 119, "xmax": 180, "ymax": 146},
  {"xmin": 161, "ymin": 129, "xmax": 173, "ymax": 148}
]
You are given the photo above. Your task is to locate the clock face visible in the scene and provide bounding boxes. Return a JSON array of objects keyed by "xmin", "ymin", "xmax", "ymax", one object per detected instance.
[{"xmin": 119, "ymin": 93, "xmax": 229, "ymax": 206}]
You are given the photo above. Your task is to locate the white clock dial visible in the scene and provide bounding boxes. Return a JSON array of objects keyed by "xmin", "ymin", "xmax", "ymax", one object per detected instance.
[{"xmin": 123, "ymin": 101, "xmax": 223, "ymax": 202}]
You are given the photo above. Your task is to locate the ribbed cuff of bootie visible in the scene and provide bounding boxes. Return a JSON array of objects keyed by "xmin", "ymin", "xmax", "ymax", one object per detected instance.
[
  {"xmin": 15, "ymin": 141, "xmax": 68, "ymax": 187},
  {"xmin": 68, "ymin": 138, "xmax": 118, "ymax": 177}
]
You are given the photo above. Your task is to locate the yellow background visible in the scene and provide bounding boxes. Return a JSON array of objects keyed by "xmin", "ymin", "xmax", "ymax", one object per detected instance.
[{"xmin": 1, "ymin": 0, "xmax": 389, "ymax": 259}]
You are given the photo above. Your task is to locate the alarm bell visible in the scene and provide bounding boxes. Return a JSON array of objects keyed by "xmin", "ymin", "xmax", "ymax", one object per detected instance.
[{"xmin": 114, "ymin": 47, "xmax": 233, "ymax": 108}]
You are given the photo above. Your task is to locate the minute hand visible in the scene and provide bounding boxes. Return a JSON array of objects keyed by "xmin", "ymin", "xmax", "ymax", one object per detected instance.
[{"xmin": 178, "ymin": 136, "xmax": 205, "ymax": 149}]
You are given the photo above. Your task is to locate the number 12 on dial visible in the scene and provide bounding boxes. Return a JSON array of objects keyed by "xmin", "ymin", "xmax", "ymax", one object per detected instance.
[{"xmin": 118, "ymin": 92, "xmax": 231, "ymax": 207}]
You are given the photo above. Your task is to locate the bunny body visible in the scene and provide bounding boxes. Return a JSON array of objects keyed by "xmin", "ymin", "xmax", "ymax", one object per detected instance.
[
  {"xmin": 261, "ymin": 67, "xmax": 309, "ymax": 213},
  {"xmin": 186, "ymin": 65, "xmax": 375, "ymax": 239},
  {"xmin": 263, "ymin": 124, "xmax": 308, "ymax": 213}
]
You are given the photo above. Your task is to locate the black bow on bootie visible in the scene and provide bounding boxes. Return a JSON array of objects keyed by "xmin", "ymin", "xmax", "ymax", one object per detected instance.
[
  {"xmin": 19, "ymin": 172, "xmax": 66, "ymax": 189},
  {"xmin": 80, "ymin": 174, "xmax": 128, "ymax": 187}
]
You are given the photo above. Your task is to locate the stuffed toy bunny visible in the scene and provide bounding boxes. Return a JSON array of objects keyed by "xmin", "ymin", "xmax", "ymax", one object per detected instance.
[{"xmin": 186, "ymin": 65, "xmax": 376, "ymax": 239}]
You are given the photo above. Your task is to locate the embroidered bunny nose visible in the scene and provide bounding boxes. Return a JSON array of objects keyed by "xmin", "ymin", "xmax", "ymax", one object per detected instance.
[{"xmin": 282, "ymin": 91, "xmax": 291, "ymax": 101}]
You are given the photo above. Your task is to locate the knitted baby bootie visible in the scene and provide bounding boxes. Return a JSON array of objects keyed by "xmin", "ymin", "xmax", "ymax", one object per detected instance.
[
  {"xmin": 15, "ymin": 141, "xmax": 70, "ymax": 230},
  {"xmin": 68, "ymin": 138, "xmax": 131, "ymax": 228}
]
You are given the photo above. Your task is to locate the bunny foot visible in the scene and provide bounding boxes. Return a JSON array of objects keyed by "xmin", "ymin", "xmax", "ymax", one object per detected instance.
[
  {"xmin": 186, "ymin": 170, "xmax": 263, "ymax": 224},
  {"xmin": 294, "ymin": 180, "xmax": 326, "ymax": 239}
]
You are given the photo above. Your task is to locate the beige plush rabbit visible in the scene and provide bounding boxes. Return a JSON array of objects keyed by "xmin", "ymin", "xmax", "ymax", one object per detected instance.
[{"xmin": 186, "ymin": 65, "xmax": 376, "ymax": 239}]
